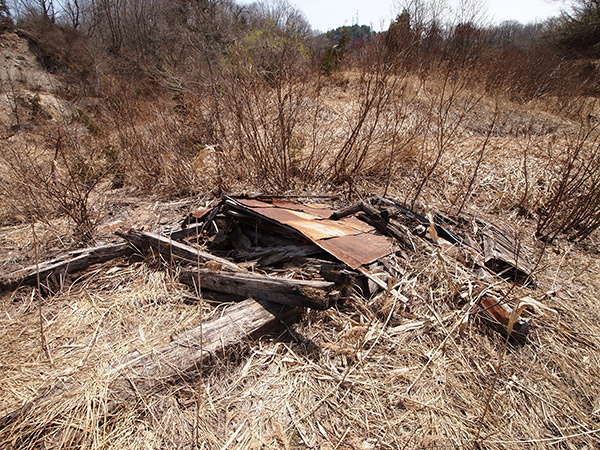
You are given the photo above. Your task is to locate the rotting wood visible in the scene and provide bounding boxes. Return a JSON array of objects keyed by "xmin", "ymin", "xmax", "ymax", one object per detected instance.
[
  {"xmin": 234, "ymin": 244, "xmax": 322, "ymax": 267},
  {"xmin": 370, "ymin": 197, "xmax": 475, "ymax": 251},
  {"xmin": 317, "ymin": 261, "xmax": 357, "ymax": 286},
  {"xmin": 109, "ymin": 298, "xmax": 298, "ymax": 400},
  {"xmin": 218, "ymin": 195, "xmax": 535, "ymax": 336},
  {"xmin": 481, "ymin": 223, "xmax": 536, "ymax": 286},
  {"xmin": 329, "ymin": 202, "xmax": 364, "ymax": 220},
  {"xmin": 117, "ymin": 229, "xmax": 244, "ymax": 272},
  {"xmin": 0, "ymin": 243, "xmax": 133, "ymax": 291},
  {"xmin": 0, "ymin": 298, "xmax": 297, "ymax": 431},
  {"xmin": 366, "ymin": 198, "xmax": 534, "ymax": 285},
  {"xmin": 180, "ymin": 269, "xmax": 339, "ymax": 310}
]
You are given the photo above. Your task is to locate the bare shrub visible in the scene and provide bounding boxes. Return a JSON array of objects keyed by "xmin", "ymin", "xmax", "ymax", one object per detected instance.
[
  {"xmin": 407, "ymin": 65, "xmax": 484, "ymax": 207},
  {"xmin": 536, "ymin": 119, "xmax": 600, "ymax": 241},
  {"xmin": 0, "ymin": 127, "xmax": 106, "ymax": 241},
  {"xmin": 211, "ymin": 3, "xmax": 321, "ymax": 192},
  {"xmin": 327, "ymin": 43, "xmax": 425, "ymax": 196},
  {"xmin": 329, "ymin": 42, "xmax": 397, "ymax": 188},
  {"xmin": 105, "ymin": 97, "xmax": 210, "ymax": 197}
]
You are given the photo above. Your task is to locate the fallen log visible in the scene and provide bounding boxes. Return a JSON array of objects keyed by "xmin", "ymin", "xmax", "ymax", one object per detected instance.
[
  {"xmin": 180, "ymin": 269, "xmax": 339, "ymax": 310},
  {"xmin": 0, "ymin": 243, "xmax": 133, "ymax": 291},
  {"xmin": 0, "ymin": 298, "xmax": 297, "ymax": 430},
  {"xmin": 117, "ymin": 229, "xmax": 244, "ymax": 272}
]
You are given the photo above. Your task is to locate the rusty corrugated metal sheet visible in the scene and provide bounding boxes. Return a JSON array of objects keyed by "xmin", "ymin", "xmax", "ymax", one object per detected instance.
[
  {"xmin": 336, "ymin": 216, "xmax": 375, "ymax": 233},
  {"xmin": 270, "ymin": 199, "xmax": 334, "ymax": 219},
  {"xmin": 230, "ymin": 197, "xmax": 393, "ymax": 268},
  {"xmin": 317, "ymin": 232, "xmax": 392, "ymax": 269},
  {"xmin": 253, "ymin": 207, "xmax": 361, "ymax": 241}
]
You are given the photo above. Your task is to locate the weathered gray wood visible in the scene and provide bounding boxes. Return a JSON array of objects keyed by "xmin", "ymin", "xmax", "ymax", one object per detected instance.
[
  {"xmin": 0, "ymin": 298, "xmax": 297, "ymax": 430},
  {"xmin": 481, "ymin": 224, "xmax": 535, "ymax": 285},
  {"xmin": 234, "ymin": 244, "xmax": 321, "ymax": 266},
  {"xmin": 109, "ymin": 298, "xmax": 297, "ymax": 400},
  {"xmin": 180, "ymin": 269, "xmax": 339, "ymax": 310},
  {"xmin": 0, "ymin": 243, "xmax": 133, "ymax": 291},
  {"xmin": 117, "ymin": 229, "xmax": 244, "ymax": 272}
]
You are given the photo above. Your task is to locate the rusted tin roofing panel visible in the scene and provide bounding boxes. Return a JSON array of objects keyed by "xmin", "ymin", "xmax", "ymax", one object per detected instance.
[
  {"xmin": 239, "ymin": 198, "xmax": 334, "ymax": 219},
  {"xmin": 229, "ymin": 196, "xmax": 394, "ymax": 268},
  {"xmin": 317, "ymin": 232, "xmax": 392, "ymax": 269},
  {"xmin": 337, "ymin": 216, "xmax": 375, "ymax": 233},
  {"xmin": 252, "ymin": 207, "xmax": 361, "ymax": 241},
  {"xmin": 269, "ymin": 199, "xmax": 334, "ymax": 219}
]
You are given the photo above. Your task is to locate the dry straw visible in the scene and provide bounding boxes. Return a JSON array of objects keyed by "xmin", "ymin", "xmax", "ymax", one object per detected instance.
[{"xmin": 0, "ymin": 214, "xmax": 598, "ymax": 449}]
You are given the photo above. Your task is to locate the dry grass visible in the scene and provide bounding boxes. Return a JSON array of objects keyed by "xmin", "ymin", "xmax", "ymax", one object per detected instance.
[{"xmin": 0, "ymin": 223, "xmax": 598, "ymax": 449}]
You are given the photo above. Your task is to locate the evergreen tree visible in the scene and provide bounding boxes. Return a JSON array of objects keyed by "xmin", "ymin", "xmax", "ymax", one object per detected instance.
[
  {"xmin": 554, "ymin": 0, "xmax": 600, "ymax": 56},
  {"xmin": 0, "ymin": 0, "xmax": 12, "ymax": 32}
]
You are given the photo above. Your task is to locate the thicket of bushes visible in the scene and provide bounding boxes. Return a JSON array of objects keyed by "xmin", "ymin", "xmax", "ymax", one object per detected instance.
[
  {"xmin": 7, "ymin": 0, "xmax": 598, "ymax": 99},
  {"xmin": 1, "ymin": 0, "xmax": 600, "ymax": 242}
]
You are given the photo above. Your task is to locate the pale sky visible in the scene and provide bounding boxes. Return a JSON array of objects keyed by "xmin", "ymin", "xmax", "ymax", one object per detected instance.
[{"xmin": 244, "ymin": 0, "xmax": 566, "ymax": 32}]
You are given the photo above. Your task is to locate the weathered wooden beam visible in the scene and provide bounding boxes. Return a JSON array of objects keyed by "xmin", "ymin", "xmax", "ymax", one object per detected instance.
[
  {"xmin": 109, "ymin": 298, "xmax": 297, "ymax": 399},
  {"xmin": 329, "ymin": 202, "xmax": 363, "ymax": 220},
  {"xmin": 117, "ymin": 229, "xmax": 244, "ymax": 272},
  {"xmin": 0, "ymin": 298, "xmax": 297, "ymax": 430},
  {"xmin": 180, "ymin": 269, "xmax": 339, "ymax": 310},
  {"xmin": 0, "ymin": 243, "xmax": 133, "ymax": 291}
]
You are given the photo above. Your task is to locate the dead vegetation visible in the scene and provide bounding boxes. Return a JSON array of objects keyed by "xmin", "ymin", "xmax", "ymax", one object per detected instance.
[{"xmin": 0, "ymin": 0, "xmax": 600, "ymax": 448}]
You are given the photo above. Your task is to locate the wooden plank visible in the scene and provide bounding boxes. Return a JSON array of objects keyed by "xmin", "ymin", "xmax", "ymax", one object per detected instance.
[
  {"xmin": 481, "ymin": 224, "xmax": 535, "ymax": 285},
  {"xmin": 180, "ymin": 269, "xmax": 339, "ymax": 310},
  {"xmin": 109, "ymin": 299, "xmax": 297, "ymax": 400},
  {"xmin": 0, "ymin": 299, "xmax": 297, "ymax": 430},
  {"xmin": 117, "ymin": 229, "xmax": 244, "ymax": 273},
  {"xmin": 0, "ymin": 243, "xmax": 133, "ymax": 291},
  {"xmin": 239, "ymin": 244, "xmax": 322, "ymax": 266}
]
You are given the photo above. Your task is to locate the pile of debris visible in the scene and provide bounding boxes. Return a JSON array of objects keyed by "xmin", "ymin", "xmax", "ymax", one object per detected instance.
[{"xmin": 0, "ymin": 195, "xmax": 538, "ymax": 429}]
